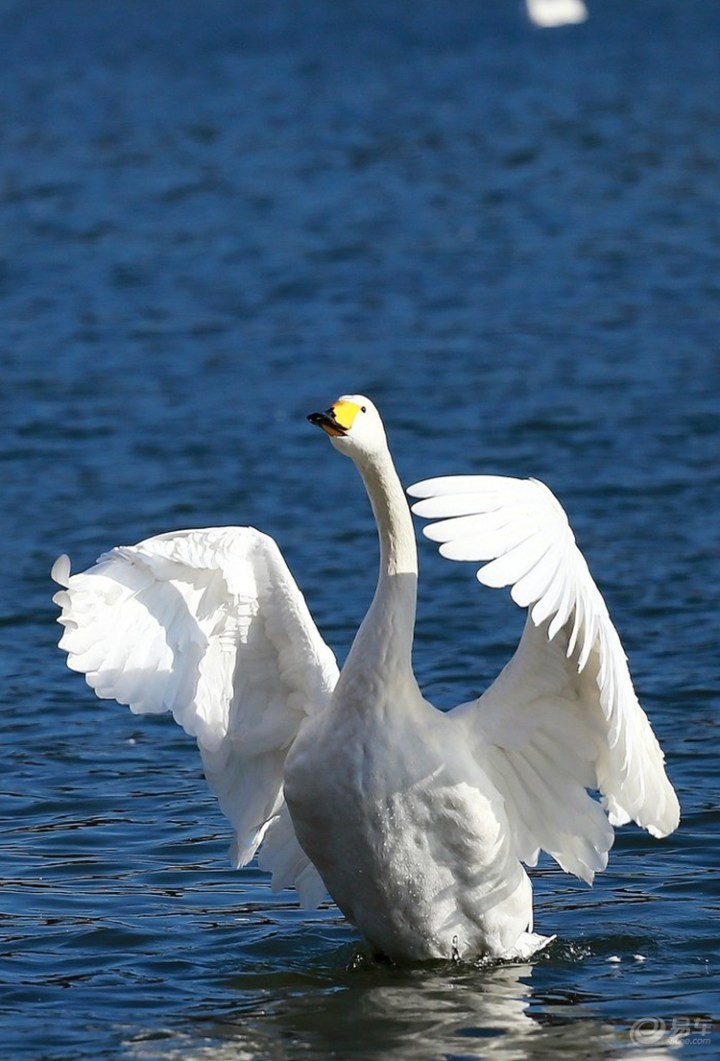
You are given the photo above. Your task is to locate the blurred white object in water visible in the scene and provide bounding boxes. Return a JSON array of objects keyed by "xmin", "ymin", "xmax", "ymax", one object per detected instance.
[{"xmin": 526, "ymin": 0, "xmax": 588, "ymax": 27}]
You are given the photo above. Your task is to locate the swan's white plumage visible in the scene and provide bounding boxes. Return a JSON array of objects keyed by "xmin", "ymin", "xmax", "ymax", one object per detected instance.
[
  {"xmin": 53, "ymin": 396, "xmax": 678, "ymax": 961},
  {"xmin": 52, "ymin": 527, "xmax": 336, "ymax": 903},
  {"xmin": 409, "ymin": 475, "xmax": 679, "ymax": 869}
]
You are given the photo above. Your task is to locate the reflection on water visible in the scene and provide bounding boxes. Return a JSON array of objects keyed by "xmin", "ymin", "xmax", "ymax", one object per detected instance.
[{"xmin": 124, "ymin": 958, "xmax": 681, "ymax": 1061}]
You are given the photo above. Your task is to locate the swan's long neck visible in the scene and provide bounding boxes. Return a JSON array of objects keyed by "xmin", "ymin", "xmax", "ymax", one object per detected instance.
[{"xmin": 343, "ymin": 447, "xmax": 418, "ymax": 683}]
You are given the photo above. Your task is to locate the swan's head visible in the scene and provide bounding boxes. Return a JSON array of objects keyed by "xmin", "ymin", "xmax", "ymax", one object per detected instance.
[{"xmin": 308, "ymin": 395, "xmax": 387, "ymax": 460}]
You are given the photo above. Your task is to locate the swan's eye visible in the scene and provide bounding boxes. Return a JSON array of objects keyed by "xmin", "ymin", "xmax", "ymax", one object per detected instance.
[{"xmin": 361, "ymin": 406, "xmax": 367, "ymax": 413}]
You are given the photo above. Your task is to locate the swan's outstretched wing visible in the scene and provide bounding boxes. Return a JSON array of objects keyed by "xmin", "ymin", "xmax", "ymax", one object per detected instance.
[
  {"xmin": 52, "ymin": 527, "xmax": 338, "ymax": 905},
  {"xmin": 409, "ymin": 476, "xmax": 679, "ymax": 884}
]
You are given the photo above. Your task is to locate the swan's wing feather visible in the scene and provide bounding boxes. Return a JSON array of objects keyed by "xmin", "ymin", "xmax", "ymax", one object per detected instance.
[
  {"xmin": 409, "ymin": 476, "xmax": 679, "ymax": 883},
  {"xmin": 257, "ymin": 805, "xmax": 328, "ymax": 908},
  {"xmin": 52, "ymin": 527, "xmax": 337, "ymax": 902}
]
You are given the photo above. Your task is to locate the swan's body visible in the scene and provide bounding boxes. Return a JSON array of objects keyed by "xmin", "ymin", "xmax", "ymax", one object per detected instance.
[
  {"xmin": 285, "ymin": 698, "xmax": 538, "ymax": 960},
  {"xmin": 53, "ymin": 395, "xmax": 679, "ymax": 961}
]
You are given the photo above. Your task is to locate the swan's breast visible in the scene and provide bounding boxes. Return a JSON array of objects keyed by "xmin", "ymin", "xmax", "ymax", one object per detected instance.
[{"xmin": 284, "ymin": 700, "xmax": 529, "ymax": 959}]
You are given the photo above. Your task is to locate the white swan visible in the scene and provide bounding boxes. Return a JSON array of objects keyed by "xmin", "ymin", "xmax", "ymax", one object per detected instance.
[{"xmin": 52, "ymin": 395, "xmax": 679, "ymax": 962}]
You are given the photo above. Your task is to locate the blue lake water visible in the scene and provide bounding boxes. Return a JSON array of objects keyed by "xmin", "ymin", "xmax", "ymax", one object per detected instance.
[{"xmin": 2, "ymin": 1, "xmax": 719, "ymax": 1057}]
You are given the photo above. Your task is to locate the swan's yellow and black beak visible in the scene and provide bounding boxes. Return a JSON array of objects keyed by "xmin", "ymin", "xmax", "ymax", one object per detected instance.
[{"xmin": 308, "ymin": 399, "xmax": 362, "ymax": 437}]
